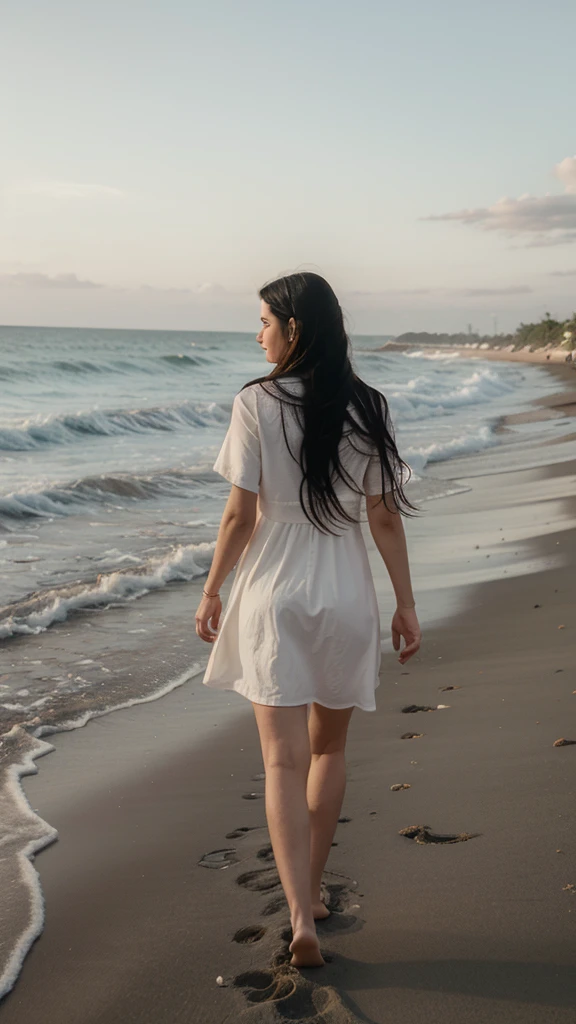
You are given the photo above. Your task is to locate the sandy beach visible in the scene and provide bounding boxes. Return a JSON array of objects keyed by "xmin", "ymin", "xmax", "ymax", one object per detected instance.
[
  {"xmin": 381, "ymin": 340, "xmax": 576, "ymax": 367},
  {"xmin": 1, "ymin": 364, "xmax": 576, "ymax": 1023}
]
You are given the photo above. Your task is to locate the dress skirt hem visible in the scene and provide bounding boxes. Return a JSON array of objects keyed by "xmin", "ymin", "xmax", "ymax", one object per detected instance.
[{"xmin": 202, "ymin": 676, "xmax": 380, "ymax": 712}]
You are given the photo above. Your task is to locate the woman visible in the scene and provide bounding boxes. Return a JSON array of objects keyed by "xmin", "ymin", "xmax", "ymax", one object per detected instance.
[{"xmin": 195, "ymin": 272, "xmax": 421, "ymax": 969}]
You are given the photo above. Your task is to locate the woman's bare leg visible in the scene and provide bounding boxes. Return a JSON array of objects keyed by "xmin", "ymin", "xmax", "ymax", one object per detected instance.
[
  {"xmin": 306, "ymin": 703, "xmax": 355, "ymax": 918},
  {"xmin": 251, "ymin": 702, "xmax": 324, "ymax": 968}
]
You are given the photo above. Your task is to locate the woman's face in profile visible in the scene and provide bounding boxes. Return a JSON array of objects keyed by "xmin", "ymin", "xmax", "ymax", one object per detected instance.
[{"xmin": 256, "ymin": 300, "xmax": 294, "ymax": 365}]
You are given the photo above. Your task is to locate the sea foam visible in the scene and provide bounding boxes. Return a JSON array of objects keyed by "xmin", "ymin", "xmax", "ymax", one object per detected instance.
[
  {"xmin": 0, "ymin": 661, "xmax": 205, "ymax": 1002},
  {"xmin": 0, "ymin": 541, "xmax": 215, "ymax": 639}
]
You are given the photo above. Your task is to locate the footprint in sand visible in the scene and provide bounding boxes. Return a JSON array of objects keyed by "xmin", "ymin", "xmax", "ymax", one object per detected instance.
[
  {"xmin": 317, "ymin": 882, "xmax": 356, "ymax": 920},
  {"xmin": 251, "ymin": 875, "xmax": 357, "ymax": 928},
  {"xmin": 233, "ymin": 925, "xmax": 267, "ymax": 944},
  {"xmin": 315, "ymin": 883, "xmax": 346, "ymax": 915},
  {"xmin": 199, "ymin": 848, "xmax": 239, "ymax": 869},
  {"xmin": 242, "ymin": 791, "xmax": 265, "ymax": 800},
  {"xmin": 261, "ymin": 894, "xmax": 288, "ymax": 916},
  {"xmin": 233, "ymin": 967, "xmax": 356, "ymax": 1021},
  {"xmin": 225, "ymin": 825, "xmax": 265, "ymax": 840},
  {"xmin": 401, "ymin": 731, "xmax": 424, "ymax": 739},
  {"xmin": 234, "ymin": 968, "xmax": 297, "ymax": 1002},
  {"xmin": 236, "ymin": 867, "xmax": 283, "ymax": 892},
  {"xmin": 399, "ymin": 824, "xmax": 481, "ymax": 844},
  {"xmin": 402, "ymin": 704, "xmax": 437, "ymax": 713},
  {"xmin": 219, "ymin": 791, "xmax": 362, "ymax": 1017},
  {"xmin": 216, "ymin": 811, "xmax": 365, "ymax": 1020}
]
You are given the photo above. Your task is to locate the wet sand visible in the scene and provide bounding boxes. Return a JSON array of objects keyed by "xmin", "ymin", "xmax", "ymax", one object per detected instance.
[{"xmin": 1, "ymin": 379, "xmax": 576, "ymax": 1023}]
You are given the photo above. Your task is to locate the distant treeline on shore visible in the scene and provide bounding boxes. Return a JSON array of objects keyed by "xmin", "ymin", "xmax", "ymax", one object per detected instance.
[{"xmin": 395, "ymin": 312, "xmax": 576, "ymax": 351}]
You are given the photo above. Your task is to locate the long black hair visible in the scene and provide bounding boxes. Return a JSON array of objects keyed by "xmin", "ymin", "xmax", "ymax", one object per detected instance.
[{"xmin": 244, "ymin": 271, "xmax": 418, "ymax": 535}]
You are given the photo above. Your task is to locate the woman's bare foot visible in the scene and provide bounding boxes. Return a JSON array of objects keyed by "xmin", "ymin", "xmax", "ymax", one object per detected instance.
[
  {"xmin": 312, "ymin": 900, "xmax": 331, "ymax": 920},
  {"xmin": 289, "ymin": 926, "xmax": 325, "ymax": 967}
]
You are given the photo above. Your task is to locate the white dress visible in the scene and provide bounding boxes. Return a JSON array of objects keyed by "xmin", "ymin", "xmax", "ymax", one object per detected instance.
[{"xmin": 202, "ymin": 376, "xmax": 398, "ymax": 711}]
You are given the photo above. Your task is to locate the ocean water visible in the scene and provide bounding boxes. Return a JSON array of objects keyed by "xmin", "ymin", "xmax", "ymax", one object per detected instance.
[
  {"xmin": 0, "ymin": 324, "xmax": 572, "ymax": 1000},
  {"xmin": 0, "ymin": 326, "xmax": 566, "ymax": 644}
]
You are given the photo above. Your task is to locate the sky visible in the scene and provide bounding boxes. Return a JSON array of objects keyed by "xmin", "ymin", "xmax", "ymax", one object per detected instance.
[{"xmin": 2, "ymin": 0, "xmax": 576, "ymax": 336}]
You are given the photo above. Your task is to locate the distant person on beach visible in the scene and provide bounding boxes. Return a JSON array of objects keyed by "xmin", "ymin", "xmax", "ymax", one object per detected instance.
[{"xmin": 195, "ymin": 272, "xmax": 421, "ymax": 967}]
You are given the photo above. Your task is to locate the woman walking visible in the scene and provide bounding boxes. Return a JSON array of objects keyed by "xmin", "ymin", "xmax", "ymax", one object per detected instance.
[{"xmin": 196, "ymin": 272, "xmax": 421, "ymax": 968}]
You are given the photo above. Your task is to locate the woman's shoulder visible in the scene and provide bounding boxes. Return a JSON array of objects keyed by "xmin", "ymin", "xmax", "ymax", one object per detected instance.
[
  {"xmin": 235, "ymin": 382, "xmax": 260, "ymax": 401},
  {"xmin": 229, "ymin": 385, "xmax": 260, "ymax": 431},
  {"xmin": 232, "ymin": 381, "xmax": 273, "ymax": 422},
  {"xmin": 236, "ymin": 376, "xmax": 303, "ymax": 404}
]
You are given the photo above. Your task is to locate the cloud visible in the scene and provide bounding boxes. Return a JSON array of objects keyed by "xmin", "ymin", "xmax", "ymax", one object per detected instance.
[
  {"xmin": 0, "ymin": 274, "xmax": 250, "ymax": 298},
  {"xmin": 423, "ymin": 195, "xmax": 576, "ymax": 244},
  {"xmin": 195, "ymin": 281, "xmax": 229, "ymax": 296},
  {"xmin": 8, "ymin": 181, "xmax": 123, "ymax": 199},
  {"xmin": 138, "ymin": 281, "xmax": 252, "ymax": 300},
  {"xmin": 0, "ymin": 272, "xmax": 102, "ymax": 289},
  {"xmin": 555, "ymin": 157, "xmax": 576, "ymax": 194},
  {"xmin": 549, "ymin": 269, "xmax": 576, "ymax": 276},
  {"xmin": 422, "ymin": 156, "xmax": 576, "ymax": 247}
]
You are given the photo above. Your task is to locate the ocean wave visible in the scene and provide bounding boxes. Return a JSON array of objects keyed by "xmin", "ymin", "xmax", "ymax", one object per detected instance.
[
  {"xmin": 0, "ymin": 367, "xmax": 24, "ymax": 381},
  {"xmin": 387, "ymin": 367, "xmax": 516, "ymax": 421},
  {"xmin": 403, "ymin": 348, "xmax": 461, "ymax": 360},
  {"xmin": 0, "ymin": 399, "xmax": 230, "ymax": 451},
  {"xmin": 158, "ymin": 353, "xmax": 212, "ymax": 368},
  {"xmin": 52, "ymin": 359, "xmax": 110, "ymax": 375},
  {"xmin": 0, "ymin": 351, "xmax": 216, "ymax": 384},
  {"xmin": 0, "ymin": 466, "xmax": 219, "ymax": 521},
  {"xmin": 404, "ymin": 425, "xmax": 495, "ymax": 473},
  {"xmin": 0, "ymin": 540, "xmax": 215, "ymax": 639}
]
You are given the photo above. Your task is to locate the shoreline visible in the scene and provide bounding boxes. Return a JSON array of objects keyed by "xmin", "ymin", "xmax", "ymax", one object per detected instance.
[
  {"xmin": 1, "ymin": 365, "xmax": 576, "ymax": 1021},
  {"xmin": 380, "ymin": 340, "xmax": 576, "ymax": 366}
]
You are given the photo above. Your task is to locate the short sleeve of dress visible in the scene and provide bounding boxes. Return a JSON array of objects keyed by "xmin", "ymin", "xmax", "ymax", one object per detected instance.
[
  {"xmin": 362, "ymin": 398, "xmax": 406, "ymax": 496},
  {"xmin": 363, "ymin": 454, "xmax": 393, "ymax": 495},
  {"xmin": 213, "ymin": 387, "xmax": 261, "ymax": 493}
]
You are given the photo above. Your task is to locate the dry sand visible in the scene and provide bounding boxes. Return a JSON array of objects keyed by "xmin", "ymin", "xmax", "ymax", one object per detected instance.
[{"xmin": 1, "ymin": 376, "xmax": 576, "ymax": 1024}]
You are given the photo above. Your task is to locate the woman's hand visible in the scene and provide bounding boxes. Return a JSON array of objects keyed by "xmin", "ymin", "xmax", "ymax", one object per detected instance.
[
  {"xmin": 391, "ymin": 605, "xmax": 421, "ymax": 664},
  {"xmin": 195, "ymin": 594, "xmax": 222, "ymax": 643}
]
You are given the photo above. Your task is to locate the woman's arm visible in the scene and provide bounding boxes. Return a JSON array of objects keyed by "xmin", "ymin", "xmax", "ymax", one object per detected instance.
[
  {"xmin": 366, "ymin": 494, "xmax": 415, "ymax": 608},
  {"xmin": 195, "ymin": 484, "xmax": 258, "ymax": 642},
  {"xmin": 365, "ymin": 493, "xmax": 421, "ymax": 663}
]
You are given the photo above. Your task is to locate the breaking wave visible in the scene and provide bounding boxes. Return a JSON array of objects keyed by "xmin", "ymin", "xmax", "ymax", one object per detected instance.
[
  {"xmin": 0, "ymin": 540, "xmax": 215, "ymax": 639},
  {"xmin": 0, "ymin": 466, "xmax": 218, "ymax": 521},
  {"xmin": 0, "ymin": 400, "xmax": 230, "ymax": 452}
]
